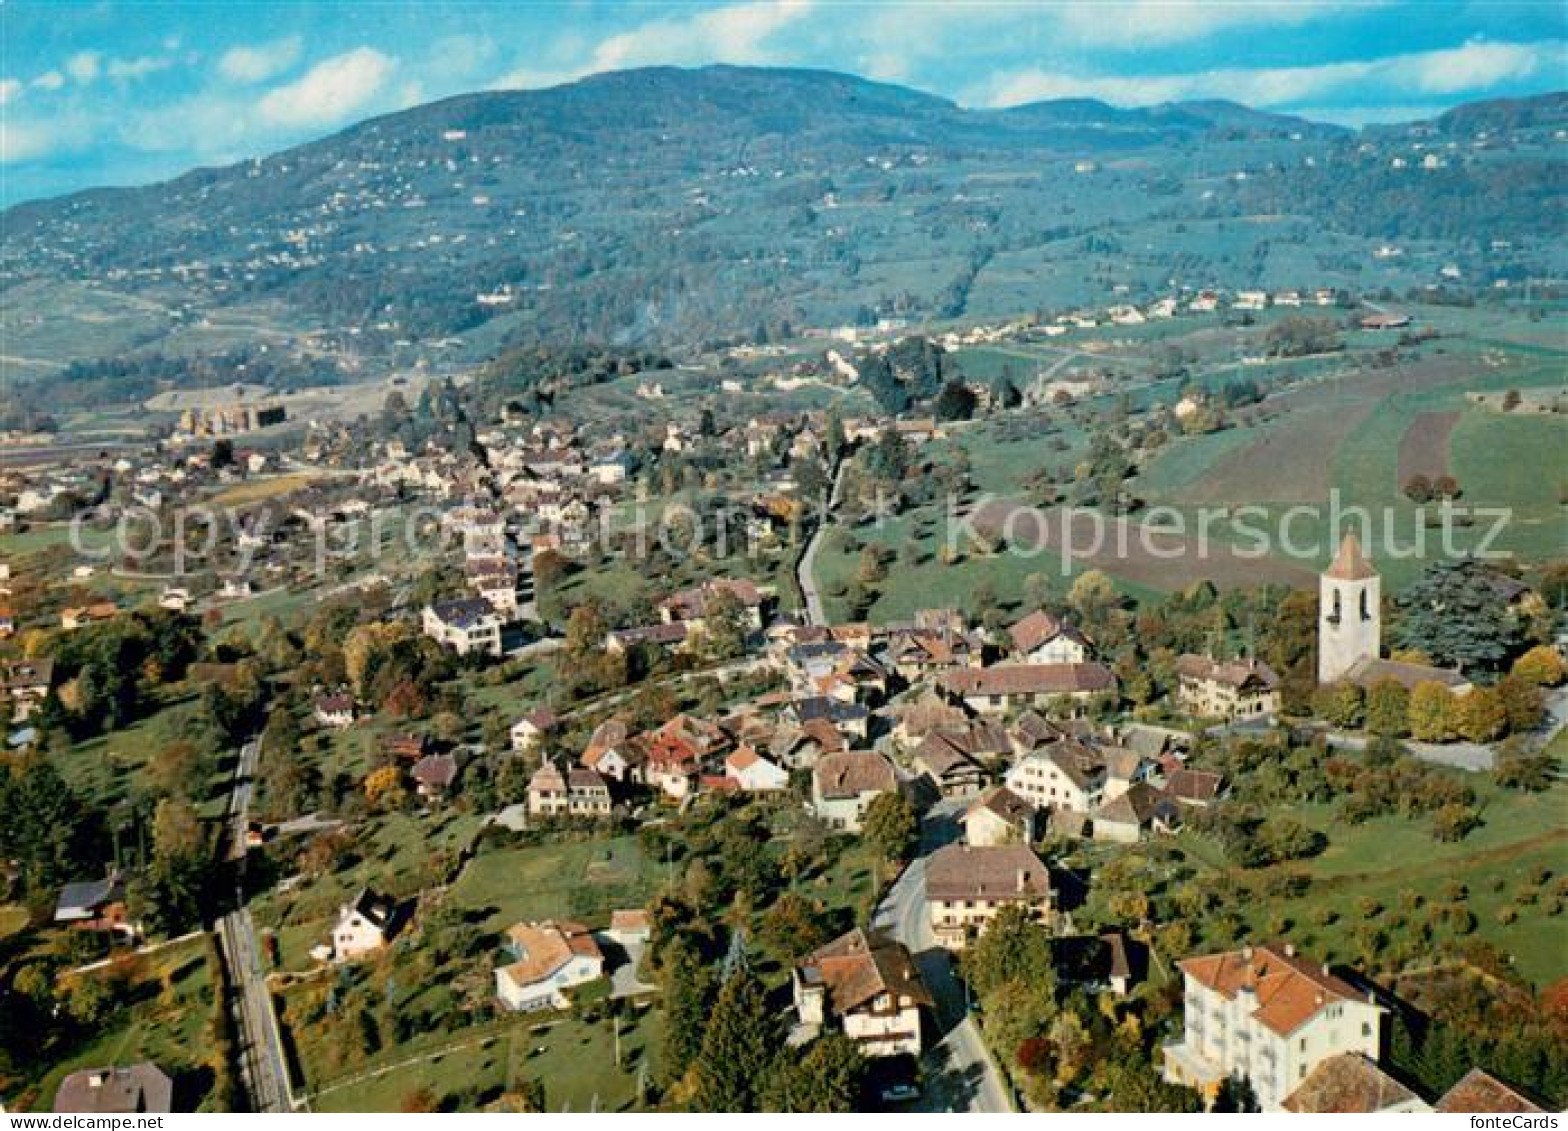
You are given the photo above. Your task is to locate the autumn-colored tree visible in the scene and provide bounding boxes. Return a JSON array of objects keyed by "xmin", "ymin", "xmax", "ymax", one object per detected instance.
[
  {"xmin": 364, "ymin": 765, "xmax": 406, "ymax": 809},
  {"xmin": 1497, "ymin": 674, "xmax": 1545, "ymax": 732},
  {"xmin": 1512, "ymin": 645, "xmax": 1566, "ymax": 687},
  {"xmin": 1456, "ymin": 685, "xmax": 1507, "ymax": 743},
  {"xmin": 1364, "ymin": 678, "xmax": 1410, "ymax": 737},
  {"xmin": 1408, "ymin": 681, "xmax": 1456, "ymax": 743}
]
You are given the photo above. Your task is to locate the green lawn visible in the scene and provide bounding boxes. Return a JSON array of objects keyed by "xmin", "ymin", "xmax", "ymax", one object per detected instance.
[
  {"xmin": 308, "ymin": 1002, "xmax": 665, "ymax": 1112},
  {"xmin": 449, "ymin": 835, "xmax": 657, "ymax": 932}
]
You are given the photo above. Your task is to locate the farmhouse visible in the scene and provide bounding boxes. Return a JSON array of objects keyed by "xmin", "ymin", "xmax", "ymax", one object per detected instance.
[
  {"xmin": 962, "ymin": 785, "xmax": 1039, "ymax": 846},
  {"xmin": 1007, "ymin": 610, "xmax": 1093, "ymax": 664},
  {"xmin": 1175, "ymin": 654, "xmax": 1281, "ymax": 719},
  {"xmin": 937, "ymin": 663, "xmax": 1116, "ymax": 714},
  {"xmin": 925, "ymin": 842, "xmax": 1052, "ymax": 949}
]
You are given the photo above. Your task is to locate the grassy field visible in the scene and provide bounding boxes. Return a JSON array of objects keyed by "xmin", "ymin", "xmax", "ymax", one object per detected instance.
[
  {"xmin": 305, "ymin": 999, "xmax": 664, "ymax": 1112},
  {"xmin": 208, "ymin": 472, "xmax": 321, "ymax": 508},
  {"xmin": 449, "ymin": 836, "xmax": 657, "ymax": 933},
  {"xmin": 1176, "ymin": 776, "xmax": 1568, "ymax": 989},
  {"xmin": 18, "ymin": 939, "xmax": 219, "ymax": 1112}
]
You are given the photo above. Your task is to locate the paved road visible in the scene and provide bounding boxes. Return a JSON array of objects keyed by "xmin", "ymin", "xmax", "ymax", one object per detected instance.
[
  {"xmin": 871, "ymin": 803, "xmax": 1014, "ymax": 1113},
  {"xmin": 797, "ymin": 457, "xmax": 849, "ymax": 627}
]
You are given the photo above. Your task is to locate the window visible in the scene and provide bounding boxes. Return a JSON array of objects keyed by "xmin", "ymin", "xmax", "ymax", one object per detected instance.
[{"xmin": 1299, "ymin": 1038, "xmax": 1306, "ymax": 1053}]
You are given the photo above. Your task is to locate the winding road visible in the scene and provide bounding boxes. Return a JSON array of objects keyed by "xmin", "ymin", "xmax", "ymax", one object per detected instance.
[{"xmin": 797, "ymin": 456, "xmax": 849, "ymax": 627}]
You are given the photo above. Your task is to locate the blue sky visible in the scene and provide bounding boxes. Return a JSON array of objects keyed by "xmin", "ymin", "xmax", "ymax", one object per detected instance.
[{"xmin": 2, "ymin": 1, "xmax": 1564, "ymax": 204}]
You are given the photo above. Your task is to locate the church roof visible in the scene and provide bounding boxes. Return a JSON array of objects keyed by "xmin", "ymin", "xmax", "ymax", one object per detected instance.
[{"xmin": 1324, "ymin": 534, "xmax": 1377, "ymax": 581}]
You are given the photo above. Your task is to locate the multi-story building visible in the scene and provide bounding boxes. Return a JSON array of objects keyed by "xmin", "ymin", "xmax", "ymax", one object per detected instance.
[
  {"xmin": 924, "ymin": 842, "xmax": 1052, "ymax": 949},
  {"xmin": 421, "ymin": 597, "xmax": 503, "ymax": 657},
  {"xmin": 1163, "ymin": 943, "xmax": 1384, "ymax": 1111}
]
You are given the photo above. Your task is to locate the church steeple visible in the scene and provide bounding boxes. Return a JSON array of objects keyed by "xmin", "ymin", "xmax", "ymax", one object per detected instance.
[{"xmin": 1319, "ymin": 533, "xmax": 1380, "ymax": 684}]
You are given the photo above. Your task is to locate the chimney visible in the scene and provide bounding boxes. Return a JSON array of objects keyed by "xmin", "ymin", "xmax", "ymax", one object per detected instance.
[
  {"xmin": 1284, "ymin": 942, "xmax": 1295, "ymax": 958},
  {"xmin": 1323, "ymin": 963, "xmax": 1332, "ymax": 977},
  {"xmin": 1017, "ymin": 868, "xmax": 1028, "ymax": 893},
  {"xmin": 1242, "ymin": 945, "xmax": 1254, "ymax": 961}
]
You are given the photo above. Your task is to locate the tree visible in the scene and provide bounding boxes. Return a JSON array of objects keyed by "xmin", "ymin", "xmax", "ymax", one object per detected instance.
[
  {"xmin": 1403, "ymin": 474, "xmax": 1433, "ymax": 504},
  {"xmin": 1455, "ymin": 685, "xmax": 1507, "ymax": 743},
  {"xmin": 1408, "ymin": 682, "xmax": 1457, "ymax": 743},
  {"xmin": 769, "ymin": 1032, "xmax": 865, "ymax": 1112},
  {"xmin": 962, "ymin": 903, "xmax": 1056, "ymax": 1003},
  {"xmin": 1496, "ymin": 674, "xmax": 1544, "ymax": 732},
  {"xmin": 1396, "ymin": 559, "xmax": 1521, "ymax": 672},
  {"xmin": 933, "ymin": 381, "xmax": 978, "ymax": 422},
  {"xmin": 699, "ymin": 589, "xmax": 751, "ymax": 661},
  {"xmin": 1365, "ymin": 678, "xmax": 1411, "ymax": 737},
  {"xmin": 660, "ymin": 939, "xmax": 716, "ymax": 1081},
  {"xmin": 1432, "ymin": 803, "xmax": 1482, "ymax": 842},
  {"xmin": 1512, "ymin": 645, "xmax": 1566, "ymax": 687},
  {"xmin": 1069, "ymin": 569, "xmax": 1118, "ymax": 624},
  {"xmin": 1311, "ymin": 681, "xmax": 1364, "ymax": 728},
  {"xmin": 693, "ymin": 968, "xmax": 778, "ymax": 1111},
  {"xmin": 860, "ymin": 792, "xmax": 918, "ymax": 864}
]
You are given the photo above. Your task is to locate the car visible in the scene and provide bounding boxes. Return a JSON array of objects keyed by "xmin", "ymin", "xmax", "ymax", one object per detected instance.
[{"xmin": 880, "ymin": 1084, "xmax": 920, "ymax": 1103}]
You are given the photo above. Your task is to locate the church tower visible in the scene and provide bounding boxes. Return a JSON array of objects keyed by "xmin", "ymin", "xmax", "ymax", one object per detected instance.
[{"xmin": 1319, "ymin": 533, "xmax": 1380, "ymax": 684}]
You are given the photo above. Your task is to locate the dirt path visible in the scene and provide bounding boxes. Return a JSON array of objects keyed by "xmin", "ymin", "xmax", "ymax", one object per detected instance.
[{"xmin": 1396, "ymin": 409, "xmax": 1459, "ymax": 485}]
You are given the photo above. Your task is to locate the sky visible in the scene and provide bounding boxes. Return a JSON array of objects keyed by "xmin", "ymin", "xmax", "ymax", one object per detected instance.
[{"xmin": 1, "ymin": 1, "xmax": 1564, "ymax": 204}]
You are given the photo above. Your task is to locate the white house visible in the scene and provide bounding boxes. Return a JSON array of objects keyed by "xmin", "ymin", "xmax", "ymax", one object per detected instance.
[
  {"xmin": 810, "ymin": 751, "xmax": 897, "ymax": 833},
  {"xmin": 331, "ymin": 889, "xmax": 396, "ymax": 962},
  {"xmin": 725, "ymin": 746, "xmax": 791, "ymax": 792},
  {"xmin": 495, "ymin": 921, "xmax": 604, "ymax": 1011},
  {"xmin": 1005, "ymin": 740, "xmax": 1106, "ymax": 814},
  {"xmin": 1163, "ymin": 943, "xmax": 1385, "ymax": 1112},
  {"xmin": 422, "ymin": 597, "xmax": 503, "ymax": 658}
]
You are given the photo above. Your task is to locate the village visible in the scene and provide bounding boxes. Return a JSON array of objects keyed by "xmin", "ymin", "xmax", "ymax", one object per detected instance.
[{"xmin": 2, "ymin": 276, "xmax": 1565, "ymax": 1117}]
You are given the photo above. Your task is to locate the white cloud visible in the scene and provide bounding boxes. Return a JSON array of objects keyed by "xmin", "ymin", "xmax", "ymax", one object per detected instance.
[
  {"xmin": 32, "ymin": 70, "xmax": 64, "ymax": 91},
  {"xmin": 974, "ymin": 38, "xmax": 1563, "ymax": 110},
  {"xmin": 256, "ymin": 47, "xmax": 396, "ymax": 128},
  {"xmin": 65, "ymin": 51, "xmax": 102, "ymax": 84},
  {"xmin": 497, "ymin": 0, "xmax": 814, "ymax": 88},
  {"xmin": 1053, "ymin": 0, "xmax": 1365, "ymax": 46},
  {"xmin": 108, "ymin": 53, "xmax": 177, "ymax": 81},
  {"xmin": 1407, "ymin": 40, "xmax": 1547, "ymax": 94},
  {"xmin": 0, "ymin": 78, "xmax": 21, "ymax": 106},
  {"xmin": 218, "ymin": 36, "xmax": 303, "ymax": 84}
]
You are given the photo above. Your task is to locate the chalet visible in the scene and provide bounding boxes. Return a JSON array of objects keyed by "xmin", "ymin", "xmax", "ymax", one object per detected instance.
[
  {"xmin": 53, "ymin": 1064, "xmax": 173, "ymax": 1115},
  {"xmin": 910, "ymin": 733, "xmax": 987, "ymax": 798},
  {"xmin": 962, "ymin": 786, "xmax": 1039, "ymax": 847},
  {"xmin": 495, "ymin": 921, "xmax": 605, "ymax": 1012},
  {"xmin": 1175, "ymin": 655, "xmax": 1281, "ymax": 719},
  {"xmin": 332, "ymin": 889, "xmax": 397, "ymax": 961},
  {"xmin": 937, "ymin": 663, "xmax": 1116, "ymax": 714},
  {"xmin": 1053, "ymin": 931, "xmax": 1146, "ymax": 997},
  {"xmin": 54, "ymin": 874, "xmax": 138, "ymax": 941},
  {"xmin": 811, "ymin": 751, "xmax": 898, "ymax": 832},
  {"xmin": 527, "ymin": 762, "xmax": 612, "ymax": 818},
  {"xmin": 792, "ymin": 929, "xmax": 931, "ymax": 1058},
  {"xmin": 925, "ymin": 843, "xmax": 1052, "ymax": 950},
  {"xmin": 510, "ymin": 707, "xmax": 557, "ymax": 755},
  {"xmin": 885, "ymin": 627, "xmax": 985, "ymax": 682},
  {"xmin": 640, "ymin": 715, "xmax": 732, "ymax": 800},
  {"xmin": 381, "ymin": 732, "xmax": 429, "ymax": 762},
  {"xmin": 421, "ymin": 597, "xmax": 503, "ymax": 657},
  {"xmin": 1007, "ymin": 610, "xmax": 1093, "ymax": 664},
  {"xmin": 410, "ymin": 752, "xmax": 461, "ymax": 800}
]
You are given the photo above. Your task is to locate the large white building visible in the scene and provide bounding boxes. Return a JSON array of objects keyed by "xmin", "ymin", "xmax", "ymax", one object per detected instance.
[
  {"xmin": 495, "ymin": 921, "xmax": 604, "ymax": 1011},
  {"xmin": 421, "ymin": 597, "xmax": 503, "ymax": 657},
  {"xmin": 1163, "ymin": 943, "xmax": 1384, "ymax": 1112}
]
